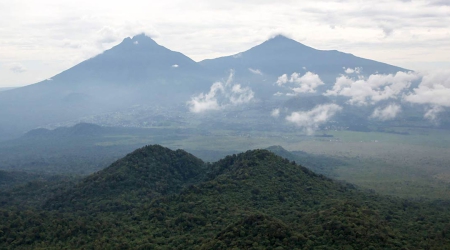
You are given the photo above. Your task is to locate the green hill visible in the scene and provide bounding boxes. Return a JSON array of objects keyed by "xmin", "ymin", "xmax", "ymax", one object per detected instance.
[
  {"xmin": 1, "ymin": 145, "xmax": 449, "ymax": 249},
  {"xmin": 44, "ymin": 145, "xmax": 205, "ymax": 212}
]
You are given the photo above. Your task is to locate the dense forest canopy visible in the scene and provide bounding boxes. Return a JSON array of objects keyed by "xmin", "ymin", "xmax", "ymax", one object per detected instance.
[{"xmin": 1, "ymin": 145, "xmax": 449, "ymax": 249}]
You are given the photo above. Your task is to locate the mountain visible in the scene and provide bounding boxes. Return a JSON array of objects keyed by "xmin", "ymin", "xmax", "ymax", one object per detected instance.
[
  {"xmin": 1, "ymin": 146, "xmax": 450, "ymax": 248},
  {"xmin": 0, "ymin": 34, "xmax": 412, "ymax": 141},
  {"xmin": 0, "ymin": 34, "xmax": 211, "ymax": 140},
  {"xmin": 24, "ymin": 123, "xmax": 105, "ymax": 138},
  {"xmin": 44, "ymin": 145, "xmax": 205, "ymax": 212},
  {"xmin": 0, "ymin": 123, "xmax": 139, "ymax": 175},
  {"xmin": 0, "ymin": 87, "xmax": 16, "ymax": 92},
  {"xmin": 46, "ymin": 34, "xmax": 207, "ymax": 88},
  {"xmin": 200, "ymin": 35, "xmax": 406, "ymax": 82}
]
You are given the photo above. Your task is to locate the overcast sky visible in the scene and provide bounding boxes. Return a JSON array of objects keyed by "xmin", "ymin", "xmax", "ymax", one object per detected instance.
[{"xmin": 0, "ymin": 0, "xmax": 449, "ymax": 87}]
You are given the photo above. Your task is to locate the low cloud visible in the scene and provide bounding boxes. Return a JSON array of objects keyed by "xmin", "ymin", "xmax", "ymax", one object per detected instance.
[
  {"xmin": 403, "ymin": 70, "xmax": 450, "ymax": 107},
  {"xmin": 424, "ymin": 105, "xmax": 444, "ymax": 121},
  {"xmin": 370, "ymin": 104, "xmax": 402, "ymax": 121},
  {"xmin": 276, "ymin": 71, "xmax": 324, "ymax": 95},
  {"xmin": 271, "ymin": 108, "xmax": 280, "ymax": 118},
  {"xmin": 187, "ymin": 82, "xmax": 223, "ymax": 113},
  {"xmin": 248, "ymin": 68, "xmax": 263, "ymax": 75},
  {"xmin": 325, "ymin": 71, "xmax": 419, "ymax": 105},
  {"xmin": 230, "ymin": 84, "xmax": 254, "ymax": 104},
  {"xmin": 9, "ymin": 63, "xmax": 27, "ymax": 73},
  {"xmin": 344, "ymin": 67, "xmax": 362, "ymax": 74},
  {"xmin": 286, "ymin": 104, "xmax": 342, "ymax": 134},
  {"xmin": 187, "ymin": 71, "xmax": 254, "ymax": 113}
]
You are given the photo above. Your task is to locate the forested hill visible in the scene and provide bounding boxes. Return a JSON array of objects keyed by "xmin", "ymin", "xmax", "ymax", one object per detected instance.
[
  {"xmin": 1, "ymin": 145, "xmax": 450, "ymax": 249},
  {"xmin": 44, "ymin": 145, "xmax": 206, "ymax": 212}
]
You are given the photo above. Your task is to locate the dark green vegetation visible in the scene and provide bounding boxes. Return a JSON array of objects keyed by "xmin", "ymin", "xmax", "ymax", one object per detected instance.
[
  {"xmin": 1, "ymin": 145, "xmax": 450, "ymax": 249},
  {"xmin": 2, "ymin": 123, "xmax": 450, "ymax": 200}
]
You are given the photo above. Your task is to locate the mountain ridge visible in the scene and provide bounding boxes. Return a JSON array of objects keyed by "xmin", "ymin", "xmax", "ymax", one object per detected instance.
[
  {"xmin": 200, "ymin": 34, "xmax": 406, "ymax": 79},
  {"xmin": 0, "ymin": 34, "xmax": 410, "ymax": 141}
]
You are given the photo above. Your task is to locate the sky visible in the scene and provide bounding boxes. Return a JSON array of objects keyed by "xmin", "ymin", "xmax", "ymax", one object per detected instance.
[{"xmin": 0, "ymin": 0, "xmax": 449, "ymax": 87}]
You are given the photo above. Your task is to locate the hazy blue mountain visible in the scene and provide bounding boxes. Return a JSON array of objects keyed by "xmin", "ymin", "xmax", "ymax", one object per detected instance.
[
  {"xmin": 47, "ymin": 34, "xmax": 207, "ymax": 88},
  {"xmin": 0, "ymin": 87, "xmax": 16, "ymax": 92},
  {"xmin": 200, "ymin": 35, "xmax": 407, "ymax": 83},
  {"xmin": 0, "ymin": 34, "xmax": 211, "ymax": 140},
  {"xmin": 0, "ymin": 34, "xmax": 412, "ymax": 141}
]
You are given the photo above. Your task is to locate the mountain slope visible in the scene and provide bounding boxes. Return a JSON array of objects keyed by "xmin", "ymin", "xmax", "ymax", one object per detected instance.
[
  {"xmin": 0, "ymin": 34, "xmax": 413, "ymax": 141},
  {"xmin": 138, "ymin": 149, "xmax": 449, "ymax": 249},
  {"xmin": 44, "ymin": 145, "xmax": 205, "ymax": 212},
  {"xmin": 0, "ymin": 34, "xmax": 210, "ymax": 140},
  {"xmin": 48, "ymin": 34, "xmax": 206, "ymax": 87},
  {"xmin": 1, "ymin": 146, "xmax": 450, "ymax": 249},
  {"xmin": 199, "ymin": 35, "xmax": 409, "ymax": 102},
  {"xmin": 200, "ymin": 35, "xmax": 406, "ymax": 82}
]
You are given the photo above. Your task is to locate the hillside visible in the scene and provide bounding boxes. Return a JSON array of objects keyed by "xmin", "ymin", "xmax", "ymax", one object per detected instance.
[
  {"xmin": 45, "ymin": 145, "xmax": 205, "ymax": 212},
  {"xmin": 1, "ymin": 145, "xmax": 449, "ymax": 249}
]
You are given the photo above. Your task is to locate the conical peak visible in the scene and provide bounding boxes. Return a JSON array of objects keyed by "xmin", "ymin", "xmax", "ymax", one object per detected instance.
[
  {"xmin": 132, "ymin": 33, "xmax": 157, "ymax": 42},
  {"xmin": 116, "ymin": 33, "xmax": 159, "ymax": 48},
  {"xmin": 262, "ymin": 34, "xmax": 310, "ymax": 48},
  {"xmin": 129, "ymin": 33, "xmax": 159, "ymax": 46},
  {"xmin": 242, "ymin": 34, "xmax": 315, "ymax": 56},
  {"xmin": 270, "ymin": 34, "xmax": 294, "ymax": 41}
]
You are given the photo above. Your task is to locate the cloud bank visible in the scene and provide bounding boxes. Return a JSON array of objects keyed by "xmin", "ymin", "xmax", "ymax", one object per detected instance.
[
  {"xmin": 277, "ymin": 71, "xmax": 324, "ymax": 95},
  {"xmin": 285, "ymin": 104, "xmax": 342, "ymax": 134},
  {"xmin": 370, "ymin": 104, "xmax": 402, "ymax": 121},
  {"xmin": 187, "ymin": 71, "xmax": 254, "ymax": 113},
  {"xmin": 325, "ymin": 71, "xmax": 419, "ymax": 105},
  {"xmin": 403, "ymin": 70, "xmax": 450, "ymax": 107}
]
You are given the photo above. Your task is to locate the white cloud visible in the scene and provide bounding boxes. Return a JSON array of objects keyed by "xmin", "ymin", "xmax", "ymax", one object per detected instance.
[
  {"xmin": 248, "ymin": 68, "xmax": 263, "ymax": 75},
  {"xmin": 370, "ymin": 104, "xmax": 402, "ymax": 121},
  {"xmin": 403, "ymin": 70, "xmax": 450, "ymax": 107},
  {"xmin": 187, "ymin": 82, "xmax": 223, "ymax": 113},
  {"xmin": 172, "ymin": 64, "xmax": 179, "ymax": 68},
  {"xmin": 286, "ymin": 104, "xmax": 342, "ymax": 134},
  {"xmin": 325, "ymin": 71, "xmax": 419, "ymax": 105},
  {"xmin": 424, "ymin": 105, "xmax": 444, "ymax": 121},
  {"xmin": 271, "ymin": 108, "xmax": 280, "ymax": 117},
  {"xmin": 9, "ymin": 63, "xmax": 27, "ymax": 73},
  {"xmin": 276, "ymin": 74, "xmax": 289, "ymax": 86},
  {"xmin": 274, "ymin": 92, "xmax": 283, "ymax": 96},
  {"xmin": 230, "ymin": 84, "xmax": 254, "ymax": 104},
  {"xmin": 276, "ymin": 71, "xmax": 324, "ymax": 95},
  {"xmin": 344, "ymin": 67, "xmax": 362, "ymax": 74},
  {"xmin": 187, "ymin": 71, "xmax": 254, "ymax": 113}
]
